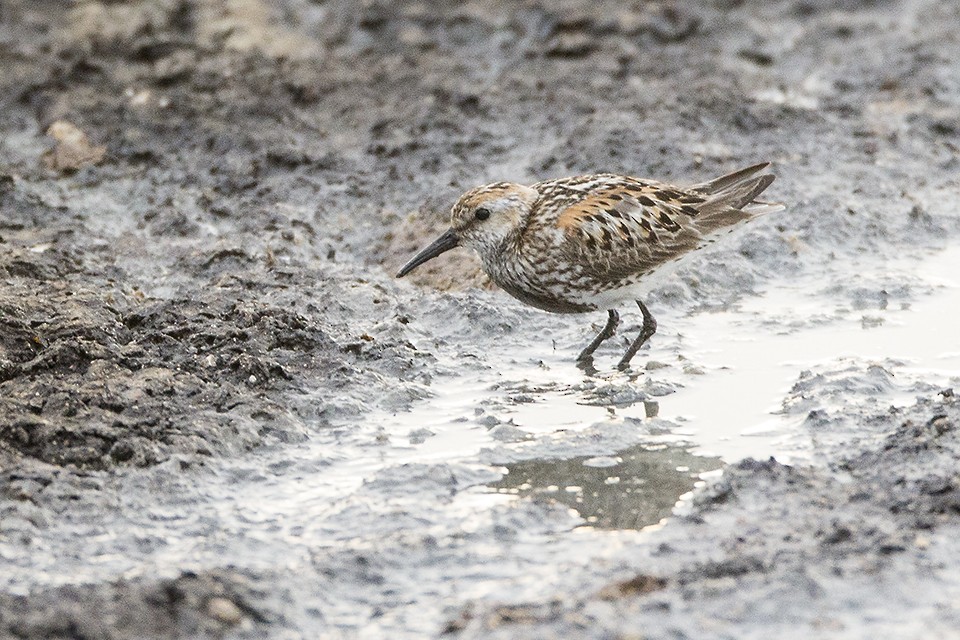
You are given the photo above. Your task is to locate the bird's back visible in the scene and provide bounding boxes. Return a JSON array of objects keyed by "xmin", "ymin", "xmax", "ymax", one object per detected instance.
[{"xmin": 488, "ymin": 164, "xmax": 780, "ymax": 311}]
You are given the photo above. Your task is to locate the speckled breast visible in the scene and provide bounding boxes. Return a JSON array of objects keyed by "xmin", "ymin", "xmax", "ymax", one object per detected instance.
[{"xmin": 483, "ymin": 252, "xmax": 604, "ymax": 314}]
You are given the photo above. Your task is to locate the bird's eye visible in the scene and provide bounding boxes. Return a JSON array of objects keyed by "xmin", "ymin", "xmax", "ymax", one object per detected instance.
[{"xmin": 474, "ymin": 207, "xmax": 491, "ymax": 221}]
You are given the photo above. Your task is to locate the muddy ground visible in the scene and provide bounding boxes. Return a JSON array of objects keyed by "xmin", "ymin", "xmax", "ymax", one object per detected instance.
[{"xmin": 2, "ymin": 0, "xmax": 960, "ymax": 638}]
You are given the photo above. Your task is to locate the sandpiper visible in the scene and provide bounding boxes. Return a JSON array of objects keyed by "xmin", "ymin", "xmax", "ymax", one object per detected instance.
[{"xmin": 397, "ymin": 163, "xmax": 781, "ymax": 369}]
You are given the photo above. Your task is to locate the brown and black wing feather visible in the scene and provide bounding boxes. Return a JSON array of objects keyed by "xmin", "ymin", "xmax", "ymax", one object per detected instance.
[{"xmin": 531, "ymin": 165, "xmax": 778, "ymax": 283}]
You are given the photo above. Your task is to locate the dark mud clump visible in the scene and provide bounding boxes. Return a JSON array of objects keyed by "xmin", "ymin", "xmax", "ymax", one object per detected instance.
[
  {"xmin": 0, "ymin": 569, "xmax": 277, "ymax": 639},
  {"xmin": 1, "ymin": 180, "xmax": 341, "ymax": 469}
]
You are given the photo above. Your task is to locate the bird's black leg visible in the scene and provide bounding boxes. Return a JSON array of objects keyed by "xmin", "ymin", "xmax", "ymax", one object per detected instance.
[
  {"xmin": 576, "ymin": 309, "xmax": 620, "ymax": 363},
  {"xmin": 616, "ymin": 300, "xmax": 657, "ymax": 370}
]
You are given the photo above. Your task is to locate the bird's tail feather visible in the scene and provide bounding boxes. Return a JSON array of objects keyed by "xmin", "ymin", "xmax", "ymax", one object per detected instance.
[
  {"xmin": 688, "ymin": 162, "xmax": 771, "ymax": 195},
  {"xmin": 689, "ymin": 163, "xmax": 782, "ymax": 216}
]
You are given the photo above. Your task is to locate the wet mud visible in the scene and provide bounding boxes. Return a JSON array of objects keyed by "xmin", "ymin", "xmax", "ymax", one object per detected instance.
[{"xmin": 2, "ymin": 0, "xmax": 960, "ymax": 637}]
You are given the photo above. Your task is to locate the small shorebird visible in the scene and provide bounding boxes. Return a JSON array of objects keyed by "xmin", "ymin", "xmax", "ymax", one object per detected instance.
[{"xmin": 397, "ymin": 163, "xmax": 781, "ymax": 369}]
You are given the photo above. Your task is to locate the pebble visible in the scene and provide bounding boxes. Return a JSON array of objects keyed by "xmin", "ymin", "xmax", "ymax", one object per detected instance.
[{"xmin": 207, "ymin": 597, "xmax": 244, "ymax": 625}]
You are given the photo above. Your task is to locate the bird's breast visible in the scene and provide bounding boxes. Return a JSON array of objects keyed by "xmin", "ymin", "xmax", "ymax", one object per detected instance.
[{"xmin": 482, "ymin": 249, "xmax": 600, "ymax": 314}]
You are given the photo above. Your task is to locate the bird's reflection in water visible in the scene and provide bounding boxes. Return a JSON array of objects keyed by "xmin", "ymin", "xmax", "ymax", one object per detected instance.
[{"xmin": 490, "ymin": 443, "xmax": 722, "ymax": 530}]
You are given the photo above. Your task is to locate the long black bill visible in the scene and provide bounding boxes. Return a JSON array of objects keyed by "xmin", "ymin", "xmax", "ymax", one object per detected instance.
[{"xmin": 396, "ymin": 228, "xmax": 460, "ymax": 277}]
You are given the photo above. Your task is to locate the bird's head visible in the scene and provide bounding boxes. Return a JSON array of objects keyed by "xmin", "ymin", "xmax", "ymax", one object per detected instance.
[{"xmin": 396, "ymin": 182, "xmax": 539, "ymax": 277}]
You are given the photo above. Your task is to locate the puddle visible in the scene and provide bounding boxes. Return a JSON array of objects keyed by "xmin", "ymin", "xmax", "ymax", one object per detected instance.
[
  {"xmin": 489, "ymin": 443, "xmax": 722, "ymax": 530},
  {"xmin": 670, "ymin": 245, "xmax": 960, "ymax": 462}
]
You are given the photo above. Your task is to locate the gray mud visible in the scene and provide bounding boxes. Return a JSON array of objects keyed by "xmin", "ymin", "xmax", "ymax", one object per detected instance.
[{"xmin": 2, "ymin": 0, "xmax": 960, "ymax": 638}]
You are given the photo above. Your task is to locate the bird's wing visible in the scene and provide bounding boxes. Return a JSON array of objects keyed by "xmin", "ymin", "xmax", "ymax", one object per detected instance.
[{"xmin": 527, "ymin": 172, "xmax": 773, "ymax": 282}]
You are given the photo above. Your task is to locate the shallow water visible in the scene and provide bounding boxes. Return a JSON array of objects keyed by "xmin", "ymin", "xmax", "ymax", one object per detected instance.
[
  {"xmin": 673, "ymin": 244, "xmax": 960, "ymax": 462},
  {"xmin": 490, "ymin": 443, "xmax": 721, "ymax": 530}
]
